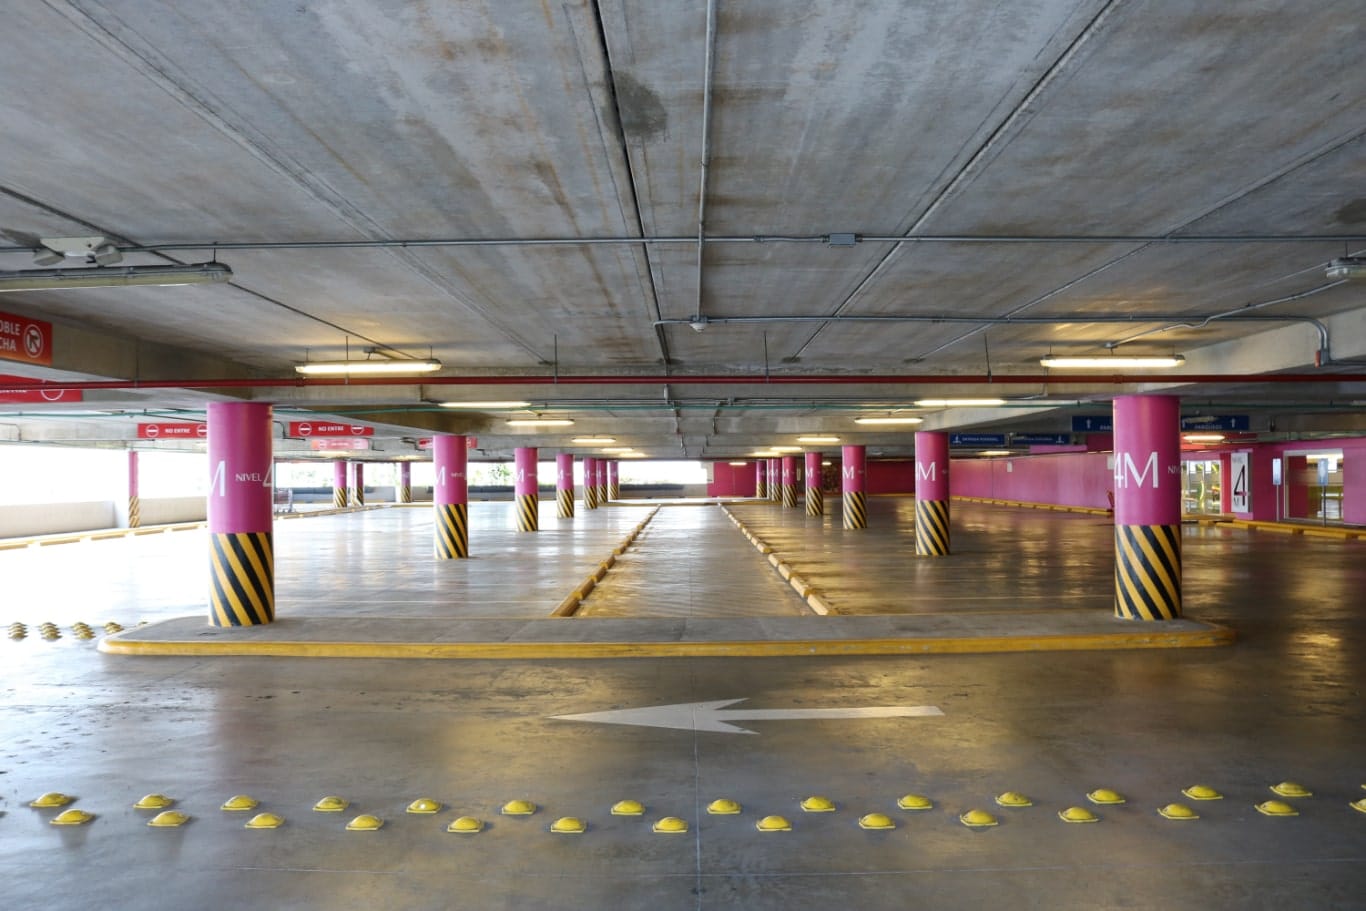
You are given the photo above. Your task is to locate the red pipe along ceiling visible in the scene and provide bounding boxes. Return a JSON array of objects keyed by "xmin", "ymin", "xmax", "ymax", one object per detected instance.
[{"xmin": 6, "ymin": 373, "xmax": 1366, "ymax": 391}]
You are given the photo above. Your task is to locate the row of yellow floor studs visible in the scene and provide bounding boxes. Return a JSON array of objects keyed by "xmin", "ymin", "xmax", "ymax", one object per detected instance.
[
  {"xmin": 26, "ymin": 784, "xmax": 1366, "ymax": 831},
  {"xmin": 7, "ymin": 621, "xmax": 130, "ymax": 641}
]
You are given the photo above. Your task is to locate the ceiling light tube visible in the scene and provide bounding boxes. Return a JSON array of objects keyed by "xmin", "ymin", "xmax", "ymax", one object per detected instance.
[
  {"xmin": 295, "ymin": 358, "xmax": 442, "ymax": 376},
  {"xmin": 441, "ymin": 400, "xmax": 531, "ymax": 409},
  {"xmin": 506, "ymin": 418, "xmax": 574, "ymax": 427},
  {"xmin": 770, "ymin": 445, "xmax": 802, "ymax": 452},
  {"xmin": 571, "ymin": 437, "xmax": 615, "ymax": 444},
  {"xmin": 0, "ymin": 262, "xmax": 232, "ymax": 292},
  {"xmin": 599, "ymin": 447, "xmax": 636, "ymax": 453},
  {"xmin": 913, "ymin": 398, "xmax": 1007, "ymax": 408},
  {"xmin": 728, "ymin": 461, "xmax": 749, "ymax": 466},
  {"xmin": 854, "ymin": 417, "xmax": 923, "ymax": 425},
  {"xmin": 1182, "ymin": 433, "xmax": 1226, "ymax": 443},
  {"xmin": 1041, "ymin": 355, "xmax": 1185, "ymax": 369},
  {"xmin": 977, "ymin": 450, "xmax": 1013, "ymax": 457},
  {"xmin": 796, "ymin": 435, "xmax": 841, "ymax": 444}
]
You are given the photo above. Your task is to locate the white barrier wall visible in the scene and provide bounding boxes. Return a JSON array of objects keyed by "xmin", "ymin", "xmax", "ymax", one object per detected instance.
[
  {"xmin": 0, "ymin": 501, "xmax": 117, "ymax": 538},
  {"xmin": 138, "ymin": 497, "xmax": 207, "ymax": 526}
]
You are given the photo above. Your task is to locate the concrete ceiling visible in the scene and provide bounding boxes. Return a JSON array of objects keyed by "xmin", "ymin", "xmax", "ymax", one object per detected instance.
[{"xmin": 1, "ymin": 0, "xmax": 1364, "ymax": 461}]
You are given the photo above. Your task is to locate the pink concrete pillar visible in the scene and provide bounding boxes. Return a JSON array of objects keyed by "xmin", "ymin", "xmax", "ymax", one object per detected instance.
[
  {"xmin": 398, "ymin": 461, "xmax": 412, "ymax": 504},
  {"xmin": 434, "ymin": 435, "xmax": 468, "ymax": 558},
  {"xmin": 770, "ymin": 459, "xmax": 781, "ymax": 500},
  {"xmin": 805, "ymin": 451, "xmax": 824, "ymax": 517},
  {"xmin": 583, "ymin": 457, "xmax": 598, "ymax": 509},
  {"xmin": 333, "ymin": 460, "xmax": 348, "ymax": 509},
  {"xmin": 915, "ymin": 432, "xmax": 951, "ymax": 556},
  {"xmin": 515, "ymin": 447, "xmax": 538, "ymax": 531},
  {"xmin": 206, "ymin": 402, "xmax": 274, "ymax": 626},
  {"xmin": 608, "ymin": 460, "xmax": 620, "ymax": 500},
  {"xmin": 351, "ymin": 462, "xmax": 365, "ymax": 506},
  {"xmin": 755, "ymin": 461, "xmax": 767, "ymax": 499},
  {"xmin": 557, "ymin": 453, "xmax": 575, "ymax": 519},
  {"xmin": 842, "ymin": 445, "xmax": 867, "ymax": 529},
  {"xmin": 1112, "ymin": 395, "xmax": 1182, "ymax": 620},
  {"xmin": 126, "ymin": 450, "xmax": 140, "ymax": 529},
  {"xmin": 595, "ymin": 458, "xmax": 608, "ymax": 506},
  {"xmin": 781, "ymin": 456, "xmax": 798, "ymax": 508}
]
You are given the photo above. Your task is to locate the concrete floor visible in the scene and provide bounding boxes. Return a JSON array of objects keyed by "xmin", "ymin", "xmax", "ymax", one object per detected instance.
[{"xmin": 1, "ymin": 499, "xmax": 1364, "ymax": 910}]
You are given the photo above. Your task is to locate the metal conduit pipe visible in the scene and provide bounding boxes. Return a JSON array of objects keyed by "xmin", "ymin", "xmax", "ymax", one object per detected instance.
[
  {"xmin": 694, "ymin": 0, "xmax": 718, "ymax": 325},
  {"xmin": 7, "ymin": 372, "xmax": 1366, "ymax": 394}
]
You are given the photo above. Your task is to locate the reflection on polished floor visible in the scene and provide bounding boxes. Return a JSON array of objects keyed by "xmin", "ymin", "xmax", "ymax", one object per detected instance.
[{"xmin": 1, "ymin": 499, "xmax": 1363, "ymax": 910}]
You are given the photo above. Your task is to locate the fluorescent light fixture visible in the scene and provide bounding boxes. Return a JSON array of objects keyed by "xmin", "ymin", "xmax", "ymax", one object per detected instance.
[
  {"xmin": 1182, "ymin": 433, "xmax": 1225, "ymax": 443},
  {"xmin": 296, "ymin": 358, "xmax": 442, "ymax": 376},
  {"xmin": 1326, "ymin": 257, "xmax": 1366, "ymax": 280},
  {"xmin": 854, "ymin": 416, "xmax": 923, "ymax": 425},
  {"xmin": 506, "ymin": 418, "xmax": 574, "ymax": 427},
  {"xmin": 797, "ymin": 435, "xmax": 841, "ymax": 444},
  {"xmin": 771, "ymin": 445, "xmax": 802, "ymax": 452},
  {"xmin": 728, "ymin": 461, "xmax": 749, "ymax": 466},
  {"xmin": 914, "ymin": 398, "xmax": 1007, "ymax": 408},
  {"xmin": 599, "ymin": 447, "xmax": 636, "ymax": 453},
  {"xmin": 752, "ymin": 450, "xmax": 780, "ymax": 458},
  {"xmin": 618, "ymin": 451, "xmax": 647, "ymax": 458},
  {"xmin": 571, "ymin": 437, "xmax": 615, "ymax": 444},
  {"xmin": 1041, "ymin": 355, "xmax": 1185, "ymax": 369},
  {"xmin": 977, "ymin": 450, "xmax": 1013, "ymax": 457},
  {"xmin": 0, "ymin": 262, "xmax": 233, "ymax": 292},
  {"xmin": 441, "ymin": 401, "xmax": 530, "ymax": 409},
  {"xmin": 821, "ymin": 460, "xmax": 832, "ymax": 466}
]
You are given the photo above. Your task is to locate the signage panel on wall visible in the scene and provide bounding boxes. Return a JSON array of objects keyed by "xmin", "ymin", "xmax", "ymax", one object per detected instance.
[
  {"xmin": 137, "ymin": 422, "xmax": 208, "ymax": 439},
  {"xmin": 0, "ymin": 310, "xmax": 53, "ymax": 366},
  {"xmin": 1071, "ymin": 416, "xmax": 1113, "ymax": 433},
  {"xmin": 1229, "ymin": 452, "xmax": 1250, "ymax": 512},
  {"xmin": 310, "ymin": 438, "xmax": 371, "ymax": 451},
  {"xmin": 1012, "ymin": 434, "xmax": 1071, "ymax": 445},
  {"xmin": 1180, "ymin": 415, "xmax": 1250, "ymax": 432},
  {"xmin": 949, "ymin": 433, "xmax": 1007, "ymax": 446},
  {"xmin": 287, "ymin": 421, "xmax": 374, "ymax": 437},
  {"xmin": 0, "ymin": 373, "xmax": 81, "ymax": 403}
]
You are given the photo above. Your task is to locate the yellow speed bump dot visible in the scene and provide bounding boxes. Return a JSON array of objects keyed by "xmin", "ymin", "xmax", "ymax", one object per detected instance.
[
  {"xmin": 104, "ymin": 622, "xmax": 124, "ymax": 633},
  {"xmin": 447, "ymin": 816, "xmax": 485, "ymax": 834},
  {"xmin": 994, "ymin": 792, "xmax": 1032, "ymax": 808},
  {"xmin": 1270, "ymin": 782, "xmax": 1312, "ymax": 798},
  {"xmin": 1182, "ymin": 785, "xmax": 1222, "ymax": 801},
  {"xmin": 245, "ymin": 813, "xmax": 284, "ymax": 829},
  {"xmin": 959, "ymin": 809, "xmax": 998, "ymax": 828},
  {"xmin": 147, "ymin": 811, "xmax": 190, "ymax": 828},
  {"xmin": 858, "ymin": 813, "xmax": 896, "ymax": 831},
  {"xmin": 1058, "ymin": 806, "xmax": 1099, "ymax": 824},
  {"xmin": 1087, "ymin": 789, "xmax": 1126, "ymax": 805},
  {"xmin": 501, "ymin": 800, "xmax": 537, "ymax": 816},
  {"xmin": 50, "ymin": 809, "xmax": 95, "ymax": 826},
  {"xmin": 1255, "ymin": 800, "xmax": 1299, "ymax": 817},
  {"xmin": 221, "ymin": 795, "xmax": 259, "ymax": 811},
  {"xmin": 134, "ymin": 794, "xmax": 175, "ymax": 810},
  {"xmin": 800, "ymin": 795, "xmax": 836, "ymax": 812},
  {"xmin": 550, "ymin": 816, "xmax": 587, "ymax": 834},
  {"xmin": 756, "ymin": 815, "xmax": 792, "ymax": 832},
  {"xmin": 706, "ymin": 798, "xmax": 742, "ymax": 815},
  {"xmin": 652, "ymin": 816, "xmax": 689, "ymax": 834},
  {"xmin": 1349, "ymin": 799, "xmax": 1366, "ymax": 815},
  {"xmin": 611, "ymin": 800, "xmax": 645, "ymax": 816},
  {"xmin": 1158, "ymin": 803, "xmax": 1199, "ymax": 820},
  {"xmin": 406, "ymin": 798, "xmax": 442, "ymax": 815},
  {"xmin": 345, "ymin": 814, "xmax": 384, "ymax": 831},
  {"xmin": 896, "ymin": 794, "xmax": 933, "ymax": 811},
  {"xmin": 30, "ymin": 792, "xmax": 74, "ymax": 808},
  {"xmin": 313, "ymin": 796, "xmax": 349, "ymax": 812}
]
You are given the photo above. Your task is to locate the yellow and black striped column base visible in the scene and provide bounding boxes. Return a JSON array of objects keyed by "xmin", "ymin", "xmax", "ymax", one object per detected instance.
[
  {"xmin": 1115, "ymin": 524, "xmax": 1181, "ymax": 620},
  {"xmin": 843, "ymin": 491, "xmax": 867, "ymax": 529},
  {"xmin": 517, "ymin": 493, "xmax": 539, "ymax": 532},
  {"xmin": 398, "ymin": 485, "xmax": 411, "ymax": 504},
  {"xmin": 353, "ymin": 489, "xmax": 365, "ymax": 506},
  {"xmin": 782, "ymin": 483, "xmax": 797, "ymax": 508},
  {"xmin": 756, "ymin": 481, "xmax": 766, "ymax": 499},
  {"xmin": 806, "ymin": 487, "xmax": 823, "ymax": 517},
  {"xmin": 585, "ymin": 486, "xmax": 598, "ymax": 510},
  {"xmin": 610, "ymin": 483, "xmax": 620, "ymax": 500},
  {"xmin": 333, "ymin": 487, "xmax": 347, "ymax": 509},
  {"xmin": 557, "ymin": 488, "xmax": 575, "ymax": 519},
  {"xmin": 597, "ymin": 485, "xmax": 608, "ymax": 505},
  {"xmin": 210, "ymin": 532, "xmax": 274, "ymax": 627},
  {"xmin": 435, "ymin": 504, "xmax": 468, "ymax": 559},
  {"xmin": 915, "ymin": 499, "xmax": 950, "ymax": 556},
  {"xmin": 127, "ymin": 495, "xmax": 140, "ymax": 529}
]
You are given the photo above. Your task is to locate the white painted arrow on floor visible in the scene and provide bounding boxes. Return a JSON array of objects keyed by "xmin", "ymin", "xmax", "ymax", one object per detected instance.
[{"xmin": 550, "ymin": 698, "xmax": 944, "ymax": 735}]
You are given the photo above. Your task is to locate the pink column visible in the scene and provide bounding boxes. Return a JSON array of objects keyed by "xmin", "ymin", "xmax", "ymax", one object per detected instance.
[
  {"xmin": 770, "ymin": 459, "xmax": 781, "ymax": 500},
  {"xmin": 842, "ymin": 445, "xmax": 867, "ymax": 529},
  {"xmin": 207, "ymin": 402, "xmax": 275, "ymax": 626},
  {"xmin": 1112, "ymin": 395, "xmax": 1182, "ymax": 620},
  {"xmin": 434, "ymin": 435, "xmax": 468, "ymax": 558},
  {"xmin": 583, "ymin": 457, "xmax": 598, "ymax": 509},
  {"xmin": 780, "ymin": 456, "xmax": 797, "ymax": 507},
  {"xmin": 914, "ymin": 432, "xmax": 950, "ymax": 556},
  {"xmin": 126, "ymin": 450, "xmax": 140, "ymax": 529},
  {"xmin": 608, "ymin": 460, "xmax": 620, "ymax": 500},
  {"xmin": 595, "ymin": 458, "xmax": 608, "ymax": 506},
  {"xmin": 333, "ymin": 460, "xmax": 348, "ymax": 509},
  {"xmin": 755, "ymin": 461, "xmax": 767, "ymax": 499},
  {"xmin": 515, "ymin": 447, "xmax": 538, "ymax": 531},
  {"xmin": 805, "ymin": 451, "xmax": 824, "ymax": 516},
  {"xmin": 398, "ymin": 461, "xmax": 412, "ymax": 504},
  {"xmin": 557, "ymin": 453, "xmax": 575, "ymax": 519},
  {"xmin": 351, "ymin": 462, "xmax": 365, "ymax": 506}
]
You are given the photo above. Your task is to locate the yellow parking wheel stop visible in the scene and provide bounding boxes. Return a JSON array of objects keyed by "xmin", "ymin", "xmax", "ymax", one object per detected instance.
[
  {"xmin": 31, "ymin": 792, "xmax": 74, "ymax": 808},
  {"xmin": 245, "ymin": 813, "xmax": 284, "ymax": 829},
  {"xmin": 652, "ymin": 816, "xmax": 689, "ymax": 834},
  {"xmin": 1182, "ymin": 785, "xmax": 1222, "ymax": 801},
  {"xmin": 800, "ymin": 795, "xmax": 836, "ymax": 812},
  {"xmin": 858, "ymin": 813, "xmax": 895, "ymax": 830},
  {"xmin": 707, "ymin": 798, "xmax": 742, "ymax": 815},
  {"xmin": 221, "ymin": 795, "xmax": 259, "ymax": 811},
  {"xmin": 756, "ymin": 815, "xmax": 793, "ymax": 832},
  {"xmin": 313, "ymin": 796, "xmax": 349, "ymax": 812},
  {"xmin": 1255, "ymin": 800, "xmax": 1299, "ymax": 817},
  {"xmin": 1087, "ymin": 789, "xmax": 1125, "ymax": 805},
  {"xmin": 995, "ymin": 791, "xmax": 1032, "ymax": 808},
  {"xmin": 447, "ymin": 816, "xmax": 485, "ymax": 834},
  {"xmin": 501, "ymin": 800, "xmax": 537, "ymax": 816},
  {"xmin": 1058, "ymin": 806, "xmax": 1099, "ymax": 824},
  {"xmin": 147, "ymin": 811, "xmax": 190, "ymax": 828},
  {"xmin": 50, "ymin": 809, "xmax": 95, "ymax": 826},
  {"xmin": 134, "ymin": 794, "xmax": 175, "ymax": 810},
  {"xmin": 1270, "ymin": 782, "xmax": 1311, "ymax": 798},
  {"xmin": 959, "ymin": 809, "xmax": 998, "ymax": 828},
  {"xmin": 345, "ymin": 814, "xmax": 384, "ymax": 831},
  {"xmin": 896, "ymin": 794, "xmax": 933, "ymax": 811},
  {"xmin": 406, "ymin": 798, "xmax": 442, "ymax": 815},
  {"xmin": 1158, "ymin": 803, "xmax": 1199, "ymax": 820},
  {"xmin": 550, "ymin": 816, "xmax": 587, "ymax": 834},
  {"xmin": 611, "ymin": 800, "xmax": 645, "ymax": 816}
]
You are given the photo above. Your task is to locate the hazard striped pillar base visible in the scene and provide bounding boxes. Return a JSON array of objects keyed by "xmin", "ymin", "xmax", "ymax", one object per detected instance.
[
  {"xmin": 517, "ymin": 493, "xmax": 539, "ymax": 531},
  {"xmin": 782, "ymin": 483, "xmax": 796, "ymax": 508},
  {"xmin": 435, "ymin": 503, "xmax": 468, "ymax": 559},
  {"xmin": 806, "ymin": 487, "xmax": 822, "ymax": 517},
  {"xmin": 333, "ymin": 487, "xmax": 347, "ymax": 509},
  {"xmin": 1115, "ymin": 524, "xmax": 1181, "ymax": 620},
  {"xmin": 805, "ymin": 452, "xmax": 823, "ymax": 517},
  {"xmin": 333, "ymin": 461, "xmax": 347, "ymax": 509},
  {"xmin": 127, "ymin": 495, "xmax": 141, "ymax": 529},
  {"xmin": 210, "ymin": 532, "xmax": 274, "ymax": 627},
  {"xmin": 557, "ymin": 487, "xmax": 574, "ymax": 519},
  {"xmin": 126, "ymin": 451, "xmax": 140, "ymax": 528},
  {"xmin": 915, "ymin": 499, "xmax": 950, "ymax": 556},
  {"xmin": 515, "ymin": 447, "xmax": 538, "ymax": 532},
  {"xmin": 843, "ymin": 491, "xmax": 867, "ymax": 529},
  {"xmin": 399, "ymin": 484, "xmax": 411, "ymax": 504},
  {"xmin": 399, "ymin": 462, "xmax": 411, "ymax": 504}
]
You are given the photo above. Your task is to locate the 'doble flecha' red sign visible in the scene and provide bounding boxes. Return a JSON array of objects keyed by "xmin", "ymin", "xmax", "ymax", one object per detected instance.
[
  {"xmin": 137, "ymin": 422, "xmax": 208, "ymax": 439},
  {"xmin": 287, "ymin": 421, "xmax": 374, "ymax": 437},
  {"xmin": 0, "ymin": 311, "xmax": 52, "ymax": 367}
]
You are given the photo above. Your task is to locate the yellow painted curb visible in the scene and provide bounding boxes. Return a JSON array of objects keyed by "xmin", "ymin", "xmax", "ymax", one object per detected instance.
[{"xmin": 549, "ymin": 507, "xmax": 659, "ymax": 617}]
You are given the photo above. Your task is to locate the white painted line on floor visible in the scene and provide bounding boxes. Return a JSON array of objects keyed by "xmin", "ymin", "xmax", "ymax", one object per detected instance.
[{"xmin": 550, "ymin": 698, "xmax": 944, "ymax": 735}]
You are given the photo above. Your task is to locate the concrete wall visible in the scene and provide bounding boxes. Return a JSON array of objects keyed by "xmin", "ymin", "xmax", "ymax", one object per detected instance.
[
  {"xmin": 0, "ymin": 501, "xmax": 116, "ymax": 538},
  {"xmin": 707, "ymin": 463, "xmax": 757, "ymax": 497},
  {"xmin": 951, "ymin": 453, "xmax": 1114, "ymax": 510},
  {"xmin": 139, "ymin": 496, "xmax": 206, "ymax": 526}
]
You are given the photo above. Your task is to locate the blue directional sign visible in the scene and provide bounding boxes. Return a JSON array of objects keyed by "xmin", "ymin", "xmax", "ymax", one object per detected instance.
[
  {"xmin": 949, "ymin": 433, "xmax": 1007, "ymax": 446},
  {"xmin": 1180, "ymin": 415, "xmax": 1250, "ymax": 432},
  {"xmin": 1012, "ymin": 434, "xmax": 1071, "ymax": 445},
  {"xmin": 1071, "ymin": 416, "xmax": 1113, "ymax": 433}
]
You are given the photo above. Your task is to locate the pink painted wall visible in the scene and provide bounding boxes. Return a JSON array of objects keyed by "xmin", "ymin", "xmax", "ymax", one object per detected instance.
[
  {"xmin": 951, "ymin": 452, "xmax": 1114, "ymax": 510},
  {"xmin": 707, "ymin": 462, "xmax": 757, "ymax": 497},
  {"xmin": 866, "ymin": 460, "xmax": 918, "ymax": 494},
  {"xmin": 1344, "ymin": 443, "xmax": 1366, "ymax": 525}
]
